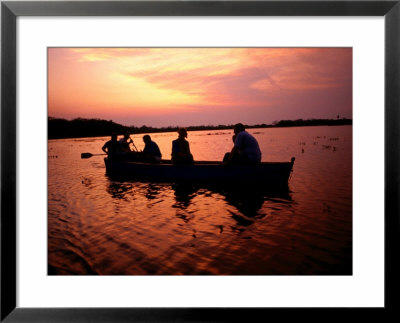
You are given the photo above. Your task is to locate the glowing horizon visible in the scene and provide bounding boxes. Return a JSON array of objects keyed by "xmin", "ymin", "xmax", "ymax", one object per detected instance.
[{"xmin": 48, "ymin": 47, "xmax": 352, "ymax": 127}]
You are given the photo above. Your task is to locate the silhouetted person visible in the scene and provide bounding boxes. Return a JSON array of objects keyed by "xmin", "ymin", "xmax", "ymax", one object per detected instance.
[
  {"xmin": 223, "ymin": 134, "xmax": 237, "ymax": 162},
  {"xmin": 142, "ymin": 135, "xmax": 162, "ymax": 163},
  {"xmin": 171, "ymin": 128, "xmax": 194, "ymax": 164},
  {"xmin": 119, "ymin": 132, "xmax": 134, "ymax": 152},
  {"xmin": 102, "ymin": 133, "xmax": 122, "ymax": 159},
  {"xmin": 225, "ymin": 123, "xmax": 261, "ymax": 164},
  {"xmin": 117, "ymin": 132, "xmax": 143, "ymax": 161}
]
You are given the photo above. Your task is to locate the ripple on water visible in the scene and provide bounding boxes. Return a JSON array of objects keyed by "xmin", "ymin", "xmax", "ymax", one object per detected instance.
[{"xmin": 48, "ymin": 126, "xmax": 352, "ymax": 275}]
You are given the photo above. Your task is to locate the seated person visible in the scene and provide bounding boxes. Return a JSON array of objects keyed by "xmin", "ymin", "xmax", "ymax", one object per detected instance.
[
  {"xmin": 118, "ymin": 132, "xmax": 143, "ymax": 161},
  {"xmin": 102, "ymin": 133, "xmax": 123, "ymax": 159},
  {"xmin": 223, "ymin": 134, "xmax": 236, "ymax": 162},
  {"xmin": 171, "ymin": 128, "xmax": 194, "ymax": 164},
  {"xmin": 119, "ymin": 132, "xmax": 134, "ymax": 152},
  {"xmin": 142, "ymin": 135, "xmax": 162, "ymax": 163},
  {"xmin": 225, "ymin": 123, "xmax": 261, "ymax": 164}
]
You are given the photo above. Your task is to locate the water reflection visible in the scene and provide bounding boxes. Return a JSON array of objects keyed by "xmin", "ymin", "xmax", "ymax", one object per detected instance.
[
  {"xmin": 172, "ymin": 183, "xmax": 198, "ymax": 209},
  {"xmin": 49, "ymin": 126, "xmax": 352, "ymax": 275},
  {"xmin": 106, "ymin": 182, "xmax": 133, "ymax": 200},
  {"xmin": 145, "ymin": 183, "xmax": 163, "ymax": 200},
  {"xmin": 105, "ymin": 177, "xmax": 293, "ymax": 232},
  {"xmin": 214, "ymin": 185, "xmax": 291, "ymax": 226},
  {"xmin": 223, "ymin": 188, "xmax": 265, "ymax": 217},
  {"xmin": 106, "ymin": 178, "xmax": 164, "ymax": 201}
]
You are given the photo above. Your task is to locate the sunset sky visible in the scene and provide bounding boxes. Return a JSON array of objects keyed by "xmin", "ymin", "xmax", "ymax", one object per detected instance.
[{"xmin": 48, "ymin": 48, "xmax": 352, "ymax": 127}]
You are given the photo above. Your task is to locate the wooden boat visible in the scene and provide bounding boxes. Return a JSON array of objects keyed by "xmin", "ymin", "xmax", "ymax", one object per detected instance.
[{"xmin": 104, "ymin": 157, "xmax": 295, "ymax": 185}]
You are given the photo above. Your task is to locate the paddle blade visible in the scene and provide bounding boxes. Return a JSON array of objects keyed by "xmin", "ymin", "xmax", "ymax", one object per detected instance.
[{"xmin": 81, "ymin": 153, "xmax": 93, "ymax": 159}]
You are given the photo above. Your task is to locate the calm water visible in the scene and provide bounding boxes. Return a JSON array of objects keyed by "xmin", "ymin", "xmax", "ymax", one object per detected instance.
[{"xmin": 48, "ymin": 126, "xmax": 352, "ymax": 275}]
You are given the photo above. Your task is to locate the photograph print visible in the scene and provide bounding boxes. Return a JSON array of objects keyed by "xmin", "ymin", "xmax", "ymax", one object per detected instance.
[{"xmin": 48, "ymin": 47, "xmax": 352, "ymax": 275}]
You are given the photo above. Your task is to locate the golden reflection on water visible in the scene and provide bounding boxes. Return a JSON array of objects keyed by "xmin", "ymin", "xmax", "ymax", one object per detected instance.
[{"xmin": 48, "ymin": 126, "xmax": 352, "ymax": 275}]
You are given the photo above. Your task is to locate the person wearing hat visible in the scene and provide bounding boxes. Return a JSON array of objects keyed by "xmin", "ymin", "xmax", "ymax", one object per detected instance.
[{"xmin": 171, "ymin": 128, "xmax": 194, "ymax": 164}]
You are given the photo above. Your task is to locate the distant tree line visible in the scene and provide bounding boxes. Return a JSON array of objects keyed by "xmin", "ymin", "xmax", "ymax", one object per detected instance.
[
  {"xmin": 272, "ymin": 118, "xmax": 352, "ymax": 128},
  {"xmin": 48, "ymin": 117, "xmax": 352, "ymax": 140},
  {"xmin": 48, "ymin": 117, "xmax": 128, "ymax": 139}
]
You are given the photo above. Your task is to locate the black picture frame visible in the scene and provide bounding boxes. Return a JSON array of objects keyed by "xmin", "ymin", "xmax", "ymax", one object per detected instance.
[{"xmin": 1, "ymin": 0, "xmax": 399, "ymax": 321}]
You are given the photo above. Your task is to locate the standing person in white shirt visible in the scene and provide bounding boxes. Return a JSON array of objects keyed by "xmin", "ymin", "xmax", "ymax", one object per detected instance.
[{"xmin": 225, "ymin": 123, "xmax": 262, "ymax": 164}]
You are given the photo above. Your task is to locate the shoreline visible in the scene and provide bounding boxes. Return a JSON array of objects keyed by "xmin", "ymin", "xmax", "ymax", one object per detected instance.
[{"xmin": 48, "ymin": 121, "xmax": 352, "ymax": 140}]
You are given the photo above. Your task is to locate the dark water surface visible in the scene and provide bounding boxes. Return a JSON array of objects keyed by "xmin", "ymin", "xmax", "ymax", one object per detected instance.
[{"xmin": 48, "ymin": 126, "xmax": 352, "ymax": 275}]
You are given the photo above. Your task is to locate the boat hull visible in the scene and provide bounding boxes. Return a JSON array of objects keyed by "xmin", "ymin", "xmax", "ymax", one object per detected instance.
[{"xmin": 104, "ymin": 158, "xmax": 295, "ymax": 185}]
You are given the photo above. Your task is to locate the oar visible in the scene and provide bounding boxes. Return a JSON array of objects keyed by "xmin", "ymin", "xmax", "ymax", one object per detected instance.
[
  {"xmin": 81, "ymin": 152, "xmax": 107, "ymax": 159},
  {"xmin": 129, "ymin": 139, "xmax": 139, "ymax": 152},
  {"xmin": 132, "ymin": 142, "xmax": 139, "ymax": 152}
]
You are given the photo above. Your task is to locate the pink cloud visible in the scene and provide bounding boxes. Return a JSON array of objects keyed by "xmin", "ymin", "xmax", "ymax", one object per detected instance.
[{"xmin": 48, "ymin": 47, "xmax": 352, "ymax": 127}]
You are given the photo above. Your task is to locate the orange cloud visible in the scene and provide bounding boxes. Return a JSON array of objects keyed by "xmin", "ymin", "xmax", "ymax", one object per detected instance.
[{"xmin": 48, "ymin": 47, "xmax": 352, "ymax": 126}]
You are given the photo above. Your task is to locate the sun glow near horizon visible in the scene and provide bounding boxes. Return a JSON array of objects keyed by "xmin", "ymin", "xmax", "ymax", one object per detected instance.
[{"xmin": 48, "ymin": 47, "xmax": 352, "ymax": 127}]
